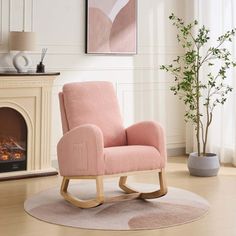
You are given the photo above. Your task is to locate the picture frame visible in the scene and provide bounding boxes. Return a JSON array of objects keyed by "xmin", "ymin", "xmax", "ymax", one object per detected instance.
[{"xmin": 86, "ymin": 0, "xmax": 137, "ymax": 55}]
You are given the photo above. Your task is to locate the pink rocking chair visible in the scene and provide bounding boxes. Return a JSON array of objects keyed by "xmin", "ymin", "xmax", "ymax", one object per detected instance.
[{"xmin": 57, "ymin": 81, "xmax": 167, "ymax": 208}]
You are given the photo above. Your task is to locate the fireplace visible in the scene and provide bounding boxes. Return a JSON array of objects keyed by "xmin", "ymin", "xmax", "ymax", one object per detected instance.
[
  {"xmin": 0, "ymin": 72, "xmax": 60, "ymax": 180},
  {"xmin": 0, "ymin": 107, "xmax": 27, "ymax": 173}
]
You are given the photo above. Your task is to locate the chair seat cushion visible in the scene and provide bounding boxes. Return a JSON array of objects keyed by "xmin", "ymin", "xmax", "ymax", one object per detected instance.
[{"xmin": 104, "ymin": 145, "xmax": 162, "ymax": 175}]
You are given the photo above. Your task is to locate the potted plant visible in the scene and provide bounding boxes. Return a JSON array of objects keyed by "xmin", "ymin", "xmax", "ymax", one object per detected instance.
[{"xmin": 160, "ymin": 14, "xmax": 236, "ymax": 176}]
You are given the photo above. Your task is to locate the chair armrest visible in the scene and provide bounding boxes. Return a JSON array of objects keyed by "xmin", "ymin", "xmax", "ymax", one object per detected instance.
[
  {"xmin": 126, "ymin": 121, "xmax": 167, "ymax": 162},
  {"xmin": 57, "ymin": 124, "xmax": 104, "ymax": 176}
]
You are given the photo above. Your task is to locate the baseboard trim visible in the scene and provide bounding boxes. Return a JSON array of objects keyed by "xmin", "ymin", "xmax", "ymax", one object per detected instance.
[
  {"xmin": 167, "ymin": 147, "xmax": 186, "ymax": 157},
  {"xmin": 52, "ymin": 159, "xmax": 59, "ymax": 170}
]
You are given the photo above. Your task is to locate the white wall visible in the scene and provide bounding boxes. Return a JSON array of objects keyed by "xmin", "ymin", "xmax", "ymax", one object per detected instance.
[{"xmin": 0, "ymin": 0, "xmax": 187, "ymax": 160}]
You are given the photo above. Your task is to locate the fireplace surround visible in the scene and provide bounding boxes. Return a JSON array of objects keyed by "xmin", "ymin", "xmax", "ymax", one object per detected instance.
[{"xmin": 0, "ymin": 72, "xmax": 60, "ymax": 180}]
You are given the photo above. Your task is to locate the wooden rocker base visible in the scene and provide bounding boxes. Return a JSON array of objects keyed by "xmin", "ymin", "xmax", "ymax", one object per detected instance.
[
  {"xmin": 60, "ymin": 176, "xmax": 104, "ymax": 208},
  {"xmin": 60, "ymin": 169, "xmax": 168, "ymax": 209},
  {"xmin": 119, "ymin": 170, "xmax": 168, "ymax": 199}
]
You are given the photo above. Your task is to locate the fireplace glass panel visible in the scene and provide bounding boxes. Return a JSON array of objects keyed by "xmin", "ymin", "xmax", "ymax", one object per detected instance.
[{"xmin": 0, "ymin": 107, "xmax": 27, "ymax": 172}]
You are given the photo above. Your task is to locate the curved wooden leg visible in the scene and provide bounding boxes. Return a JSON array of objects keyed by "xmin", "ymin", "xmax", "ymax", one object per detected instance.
[
  {"xmin": 140, "ymin": 169, "xmax": 167, "ymax": 199},
  {"xmin": 119, "ymin": 176, "xmax": 139, "ymax": 194},
  {"xmin": 119, "ymin": 169, "xmax": 168, "ymax": 199},
  {"xmin": 60, "ymin": 176, "xmax": 104, "ymax": 208}
]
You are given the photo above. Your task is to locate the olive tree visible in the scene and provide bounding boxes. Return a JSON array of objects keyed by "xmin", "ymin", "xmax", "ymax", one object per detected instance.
[{"xmin": 160, "ymin": 14, "xmax": 236, "ymax": 156}]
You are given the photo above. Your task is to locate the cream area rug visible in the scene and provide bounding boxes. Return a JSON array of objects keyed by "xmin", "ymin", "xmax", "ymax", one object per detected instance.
[{"xmin": 24, "ymin": 181, "xmax": 209, "ymax": 230}]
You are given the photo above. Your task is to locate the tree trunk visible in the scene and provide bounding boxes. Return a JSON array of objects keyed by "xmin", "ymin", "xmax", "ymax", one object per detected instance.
[
  {"xmin": 196, "ymin": 53, "xmax": 201, "ymax": 156},
  {"xmin": 203, "ymin": 111, "xmax": 212, "ymax": 156},
  {"xmin": 196, "ymin": 95, "xmax": 201, "ymax": 156}
]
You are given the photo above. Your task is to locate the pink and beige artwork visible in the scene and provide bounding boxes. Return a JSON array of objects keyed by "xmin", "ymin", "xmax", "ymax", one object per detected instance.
[{"xmin": 87, "ymin": 0, "xmax": 137, "ymax": 54}]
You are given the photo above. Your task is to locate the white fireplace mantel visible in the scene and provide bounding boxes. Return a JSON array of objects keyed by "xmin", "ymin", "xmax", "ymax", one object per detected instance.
[{"xmin": 0, "ymin": 72, "xmax": 60, "ymax": 180}]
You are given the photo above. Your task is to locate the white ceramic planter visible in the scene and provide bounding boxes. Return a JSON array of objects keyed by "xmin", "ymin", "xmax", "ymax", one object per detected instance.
[{"xmin": 187, "ymin": 152, "xmax": 220, "ymax": 177}]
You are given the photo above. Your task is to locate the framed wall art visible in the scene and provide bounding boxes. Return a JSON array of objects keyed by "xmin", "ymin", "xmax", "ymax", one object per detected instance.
[{"xmin": 86, "ymin": 0, "xmax": 137, "ymax": 54}]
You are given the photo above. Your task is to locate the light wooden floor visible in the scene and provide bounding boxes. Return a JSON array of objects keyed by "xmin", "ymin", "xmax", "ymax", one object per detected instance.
[{"xmin": 0, "ymin": 156, "xmax": 236, "ymax": 236}]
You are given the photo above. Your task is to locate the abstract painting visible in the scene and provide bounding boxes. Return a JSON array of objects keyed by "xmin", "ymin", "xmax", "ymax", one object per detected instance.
[{"xmin": 86, "ymin": 0, "xmax": 137, "ymax": 54}]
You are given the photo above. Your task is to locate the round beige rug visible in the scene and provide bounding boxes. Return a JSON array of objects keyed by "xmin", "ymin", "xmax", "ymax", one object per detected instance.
[{"xmin": 24, "ymin": 181, "xmax": 209, "ymax": 230}]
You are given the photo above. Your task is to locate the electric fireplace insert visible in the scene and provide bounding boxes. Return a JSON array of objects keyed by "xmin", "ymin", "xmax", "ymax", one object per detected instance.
[{"xmin": 0, "ymin": 107, "xmax": 27, "ymax": 173}]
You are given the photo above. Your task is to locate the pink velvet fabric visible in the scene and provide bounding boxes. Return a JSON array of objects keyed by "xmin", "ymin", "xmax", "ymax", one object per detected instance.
[
  {"xmin": 57, "ymin": 81, "xmax": 167, "ymax": 177},
  {"xmin": 57, "ymin": 124, "xmax": 104, "ymax": 176},
  {"xmin": 62, "ymin": 82, "xmax": 126, "ymax": 147},
  {"xmin": 126, "ymin": 121, "xmax": 167, "ymax": 168},
  {"xmin": 59, "ymin": 92, "xmax": 69, "ymax": 134},
  {"xmin": 104, "ymin": 146, "xmax": 161, "ymax": 175}
]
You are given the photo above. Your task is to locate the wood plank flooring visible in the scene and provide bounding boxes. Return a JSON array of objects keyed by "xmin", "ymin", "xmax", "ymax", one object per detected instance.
[{"xmin": 0, "ymin": 156, "xmax": 236, "ymax": 236}]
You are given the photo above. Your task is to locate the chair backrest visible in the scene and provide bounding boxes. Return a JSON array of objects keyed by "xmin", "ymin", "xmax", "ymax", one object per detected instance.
[{"xmin": 59, "ymin": 81, "xmax": 127, "ymax": 147}]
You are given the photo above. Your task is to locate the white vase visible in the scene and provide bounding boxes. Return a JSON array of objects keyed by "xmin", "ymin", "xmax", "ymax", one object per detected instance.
[
  {"xmin": 13, "ymin": 51, "xmax": 32, "ymax": 73},
  {"xmin": 187, "ymin": 152, "xmax": 220, "ymax": 177}
]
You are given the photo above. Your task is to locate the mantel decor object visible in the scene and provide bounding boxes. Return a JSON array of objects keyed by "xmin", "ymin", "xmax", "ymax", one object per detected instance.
[
  {"xmin": 36, "ymin": 48, "xmax": 47, "ymax": 73},
  {"xmin": 9, "ymin": 31, "xmax": 37, "ymax": 73}
]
